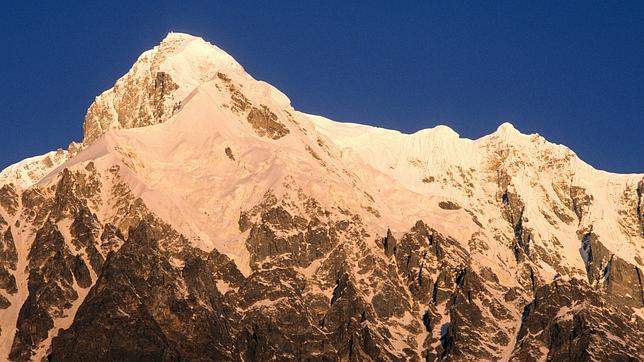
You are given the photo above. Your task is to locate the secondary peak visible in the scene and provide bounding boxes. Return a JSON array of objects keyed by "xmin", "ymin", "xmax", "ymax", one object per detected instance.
[{"xmin": 496, "ymin": 122, "xmax": 519, "ymax": 134}]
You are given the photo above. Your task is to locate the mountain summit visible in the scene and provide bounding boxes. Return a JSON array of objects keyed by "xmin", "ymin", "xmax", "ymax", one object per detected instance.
[
  {"xmin": 82, "ymin": 32, "xmax": 248, "ymax": 144},
  {"xmin": 0, "ymin": 33, "xmax": 642, "ymax": 361}
]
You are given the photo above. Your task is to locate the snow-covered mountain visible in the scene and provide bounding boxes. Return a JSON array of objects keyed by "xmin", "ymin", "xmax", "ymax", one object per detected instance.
[{"xmin": 0, "ymin": 32, "xmax": 642, "ymax": 361}]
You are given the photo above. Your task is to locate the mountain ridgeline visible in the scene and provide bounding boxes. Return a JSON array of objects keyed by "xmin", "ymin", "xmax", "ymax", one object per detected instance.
[{"xmin": 0, "ymin": 33, "xmax": 642, "ymax": 361}]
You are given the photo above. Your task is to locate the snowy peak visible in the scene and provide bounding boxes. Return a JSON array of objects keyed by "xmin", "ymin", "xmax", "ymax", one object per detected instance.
[
  {"xmin": 412, "ymin": 124, "xmax": 460, "ymax": 140},
  {"xmin": 160, "ymin": 31, "xmax": 202, "ymax": 44},
  {"xmin": 495, "ymin": 121, "xmax": 520, "ymax": 135},
  {"xmin": 81, "ymin": 32, "xmax": 249, "ymax": 145},
  {"xmin": 488, "ymin": 121, "xmax": 534, "ymax": 145},
  {"xmin": 154, "ymin": 32, "xmax": 245, "ymax": 86},
  {"xmin": 0, "ymin": 32, "xmax": 643, "ymax": 362}
]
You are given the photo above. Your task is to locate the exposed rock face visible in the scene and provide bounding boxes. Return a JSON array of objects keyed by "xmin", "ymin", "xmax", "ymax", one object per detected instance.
[
  {"xmin": 246, "ymin": 105, "xmax": 290, "ymax": 140},
  {"xmin": 500, "ymin": 188, "xmax": 532, "ymax": 262},
  {"xmin": 0, "ymin": 226, "xmax": 17, "ymax": 297},
  {"xmin": 570, "ymin": 186, "xmax": 593, "ymax": 223},
  {"xmin": 244, "ymin": 203, "xmax": 338, "ymax": 269},
  {"xmin": 51, "ymin": 216, "xmax": 244, "ymax": 361},
  {"xmin": 0, "ymin": 164, "xmax": 149, "ymax": 360},
  {"xmin": 82, "ymin": 69, "xmax": 180, "ymax": 145},
  {"xmin": 9, "ymin": 222, "xmax": 80, "ymax": 361},
  {"xmin": 382, "ymin": 228, "xmax": 397, "ymax": 257},
  {"xmin": 0, "ymin": 185, "xmax": 19, "ymax": 216},
  {"xmin": 224, "ymin": 146, "xmax": 235, "ymax": 160},
  {"xmin": 577, "ymin": 230, "xmax": 643, "ymax": 308},
  {"xmin": 49, "ymin": 202, "xmax": 411, "ymax": 360},
  {"xmin": 511, "ymin": 278, "xmax": 643, "ymax": 361},
  {"xmin": 40, "ymin": 190, "xmax": 528, "ymax": 361},
  {"xmin": 638, "ymin": 179, "xmax": 644, "ymax": 236},
  {"xmin": 438, "ymin": 201, "xmax": 460, "ymax": 210}
]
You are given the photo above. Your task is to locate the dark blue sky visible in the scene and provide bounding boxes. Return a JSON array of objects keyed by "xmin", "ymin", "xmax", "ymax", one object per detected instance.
[{"xmin": 1, "ymin": 1, "xmax": 642, "ymax": 172}]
